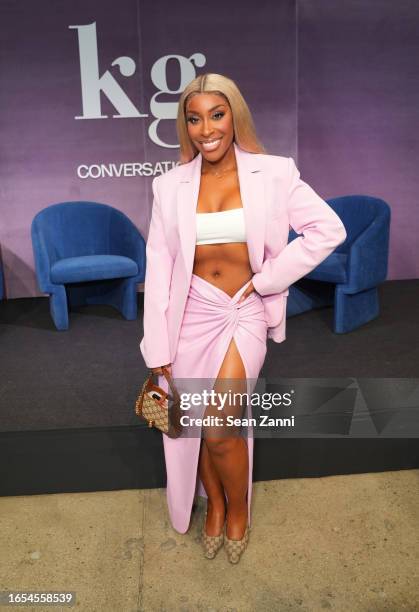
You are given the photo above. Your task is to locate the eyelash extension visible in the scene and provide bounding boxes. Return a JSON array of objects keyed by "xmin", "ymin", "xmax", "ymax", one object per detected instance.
[{"xmin": 187, "ymin": 112, "xmax": 225, "ymax": 124}]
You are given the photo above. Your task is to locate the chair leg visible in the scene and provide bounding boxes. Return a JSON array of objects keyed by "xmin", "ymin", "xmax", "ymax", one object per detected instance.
[
  {"xmin": 67, "ymin": 278, "xmax": 139, "ymax": 320},
  {"xmin": 112, "ymin": 278, "xmax": 138, "ymax": 320},
  {"xmin": 334, "ymin": 286, "xmax": 380, "ymax": 333},
  {"xmin": 87, "ymin": 278, "xmax": 138, "ymax": 320},
  {"xmin": 49, "ymin": 286, "xmax": 69, "ymax": 330}
]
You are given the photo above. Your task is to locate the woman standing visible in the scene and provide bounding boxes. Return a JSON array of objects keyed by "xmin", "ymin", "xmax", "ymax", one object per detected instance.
[{"xmin": 140, "ymin": 73, "xmax": 346, "ymax": 563}]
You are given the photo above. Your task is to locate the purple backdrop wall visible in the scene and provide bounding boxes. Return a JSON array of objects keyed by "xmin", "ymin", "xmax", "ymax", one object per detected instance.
[{"xmin": 0, "ymin": 0, "xmax": 417, "ymax": 299}]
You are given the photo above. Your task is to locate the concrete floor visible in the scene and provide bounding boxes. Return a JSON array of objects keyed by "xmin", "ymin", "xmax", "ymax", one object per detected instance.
[{"xmin": 1, "ymin": 470, "xmax": 418, "ymax": 612}]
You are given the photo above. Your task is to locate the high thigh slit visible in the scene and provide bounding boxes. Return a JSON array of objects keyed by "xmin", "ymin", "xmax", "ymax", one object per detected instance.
[{"xmin": 158, "ymin": 273, "xmax": 268, "ymax": 534}]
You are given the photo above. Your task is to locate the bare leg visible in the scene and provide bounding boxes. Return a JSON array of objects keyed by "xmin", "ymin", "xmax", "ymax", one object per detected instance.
[
  {"xmin": 203, "ymin": 337, "xmax": 249, "ymax": 540},
  {"xmin": 198, "ymin": 439, "xmax": 226, "ymax": 535}
]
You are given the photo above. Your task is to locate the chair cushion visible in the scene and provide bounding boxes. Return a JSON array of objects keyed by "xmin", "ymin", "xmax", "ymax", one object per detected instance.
[
  {"xmin": 50, "ymin": 255, "xmax": 138, "ymax": 284},
  {"xmin": 305, "ymin": 252, "xmax": 348, "ymax": 284}
]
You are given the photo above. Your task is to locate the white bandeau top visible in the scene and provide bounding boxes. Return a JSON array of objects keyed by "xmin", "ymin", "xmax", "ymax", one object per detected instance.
[{"xmin": 196, "ymin": 207, "xmax": 246, "ymax": 246}]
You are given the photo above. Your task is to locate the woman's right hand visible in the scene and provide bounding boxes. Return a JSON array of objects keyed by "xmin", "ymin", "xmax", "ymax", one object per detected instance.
[{"xmin": 151, "ymin": 364, "xmax": 172, "ymax": 376}]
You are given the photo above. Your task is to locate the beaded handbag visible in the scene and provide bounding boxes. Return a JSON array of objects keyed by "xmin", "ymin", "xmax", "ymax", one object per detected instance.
[{"xmin": 135, "ymin": 366, "xmax": 182, "ymax": 438}]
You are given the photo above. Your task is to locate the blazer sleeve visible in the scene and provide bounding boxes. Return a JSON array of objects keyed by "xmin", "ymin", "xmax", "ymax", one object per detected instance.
[
  {"xmin": 251, "ymin": 156, "xmax": 347, "ymax": 296},
  {"xmin": 139, "ymin": 177, "xmax": 173, "ymax": 368}
]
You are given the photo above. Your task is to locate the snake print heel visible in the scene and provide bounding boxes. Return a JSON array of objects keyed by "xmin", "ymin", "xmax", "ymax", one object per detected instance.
[{"xmin": 224, "ymin": 525, "xmax": 250, "ymax": 564}]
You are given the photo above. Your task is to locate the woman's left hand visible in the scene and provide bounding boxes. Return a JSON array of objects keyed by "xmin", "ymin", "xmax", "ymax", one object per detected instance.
[{"xmin": 238, "ymin": 281, "xmax": 256, "ymax": 303}]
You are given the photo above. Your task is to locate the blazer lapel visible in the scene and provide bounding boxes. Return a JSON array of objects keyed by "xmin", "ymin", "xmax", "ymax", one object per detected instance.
[{"xmin": 176, "ymin": 141, "xmax": 266, "ymax": 282}]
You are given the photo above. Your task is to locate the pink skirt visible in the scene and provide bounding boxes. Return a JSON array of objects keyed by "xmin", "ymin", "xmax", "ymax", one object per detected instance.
[{"xmin": 159, "ymin": 273, "xmax": 268, "ymax": 533}]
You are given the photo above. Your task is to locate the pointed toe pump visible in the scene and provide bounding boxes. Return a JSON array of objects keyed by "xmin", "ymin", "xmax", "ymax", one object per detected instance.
[
  {"xmin": 224, "ymin": 524, "xmax": 250, "ymax": 564},
  {"xmin": 201, "ymin": 513, "xmax": 224, "ymax": 559}
]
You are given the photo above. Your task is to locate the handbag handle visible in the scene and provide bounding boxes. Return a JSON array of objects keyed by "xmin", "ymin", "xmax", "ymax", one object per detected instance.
[{"xmin": 151, "ymin": 365, "xmax": 180, "ymax": 403}]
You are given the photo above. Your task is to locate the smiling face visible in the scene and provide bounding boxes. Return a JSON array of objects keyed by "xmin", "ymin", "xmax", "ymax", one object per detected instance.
[{"xmin": 185, "ymin": 92, "xmax": 235, "ymax": 163}]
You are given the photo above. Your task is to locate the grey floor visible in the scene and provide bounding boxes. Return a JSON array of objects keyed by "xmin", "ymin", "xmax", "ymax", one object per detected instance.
[{"xmin": 1, "ymin": 470, "xmax": 418, "ymax": 612}]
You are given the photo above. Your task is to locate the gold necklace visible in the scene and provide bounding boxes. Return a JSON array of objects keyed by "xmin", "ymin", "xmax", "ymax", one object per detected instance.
[{"xmin": 201, "ymin": 165, "xmax": 237, "ymax": 179}]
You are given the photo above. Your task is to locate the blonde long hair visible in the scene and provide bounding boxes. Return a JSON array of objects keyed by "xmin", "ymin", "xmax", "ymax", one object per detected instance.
[{"xmin": 176, "ymin": 73, "xmax": 266, "ymax": 164}]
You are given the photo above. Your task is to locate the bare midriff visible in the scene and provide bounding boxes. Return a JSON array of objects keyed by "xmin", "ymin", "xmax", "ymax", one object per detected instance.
[{"xmin": 192, "ymin": 171, "xmax": 253, "ymax": 298}]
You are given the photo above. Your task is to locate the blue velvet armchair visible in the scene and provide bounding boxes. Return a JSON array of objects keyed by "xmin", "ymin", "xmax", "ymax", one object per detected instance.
[
  {"xmin": 31, "ymin": 202, "xmax": 146, "ymax": 330},
  {"xmin": 287, "ymin": 195, "xmax": 391, "ymax": 333}
]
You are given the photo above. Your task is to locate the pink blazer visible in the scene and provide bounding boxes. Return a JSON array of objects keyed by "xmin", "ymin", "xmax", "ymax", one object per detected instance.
[{"xmin": 140, "ymin": 142, "xmax": 347, "ymax": 368}]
